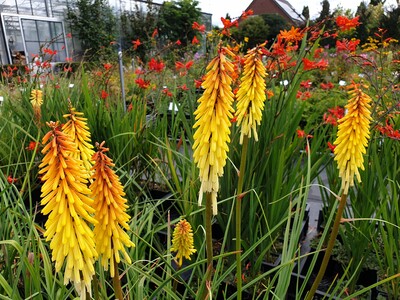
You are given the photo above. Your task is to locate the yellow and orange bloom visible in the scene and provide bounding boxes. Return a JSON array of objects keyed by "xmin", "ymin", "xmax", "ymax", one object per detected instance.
[
  {"xmin": 333, "ymin": 83, "xmax": 372, "ymax": 195},
  {"xmin": 192, "ymin": 47, "xmax": 235, "ymax": 215},
  {"xmin": 62, "ymin": 106, "xmax": 95, "ymax": 173},
  {"xmin": 90, "ymin": 141, "xmax": 134, "ymax": 277},
  {"xmin": 171, "ymin": 219, "xmax": 196, "ymax": 267},
  {"xmin": 235, "ymin": 45, "xmax": 267, "ymax": 144},
  {"xmin": 30, "ymin": 89, "xmax": 43, "ymax": 123},
  {"xmin": 39, "ymin": 121, "xmax": 97, "ymax": 296}
]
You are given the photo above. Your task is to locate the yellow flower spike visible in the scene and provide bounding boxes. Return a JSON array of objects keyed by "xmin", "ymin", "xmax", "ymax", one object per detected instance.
[
  {"xmin": 171, "ymin": 219, "xmax": 196, "ymax": 268},
  {"xmin": 30, "ymin": 89, "xmax": 43, "ymax": 123},
  {"xmin": 193, "ymin": 47, "xmax": 235, "ymax": 215},
  {"xmin": 62, "ymin": 105, "xmax": 95, "ymax": 173},
  {"xmin": 236, "ymin": 45, "xmax": 267, "ymax": 144},
  {"xmin": 333, "ymin": 83, "xmax": 372, "ymax": 195},
  {"xmin": 39, "ymin": 121, "xmax": 97, "ymax": 297},
  {"xmin": 91, "ymin": 141, "xmax": 135, "ymax": 277}
]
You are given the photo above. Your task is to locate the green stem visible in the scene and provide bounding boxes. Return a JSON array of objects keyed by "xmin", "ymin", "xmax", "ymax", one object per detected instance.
[
  {"xmin": 92, "ymin": 273, "xmax": 100, "ymax": 300},
  {"xmin": 306, "ymin": 192, "xmax": 348, "ymax": 300},
  {"xmin": 236, "ymin": 135, "xmax": 249, "ymax": 300},
  {"xmin": 112, "ymin": 257, "xmax": 124, "ymax": 300},
  {"xmin": 204, "ymin": 192, "xmax": 213, "ymax": 299}
]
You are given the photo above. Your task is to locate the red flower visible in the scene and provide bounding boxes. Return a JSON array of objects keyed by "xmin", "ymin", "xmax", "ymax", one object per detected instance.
[
  {"xmin": 152, "ymin": 28, "xmax": 158, "ymax": 38},
  {"xmin": 135, "ymin": 78, "xmax": 150, "ymax": 89},
  {"xmin": 376, "ymin": 120, "xmax": 400, "ymax": 140},
  {"xmin": 26, "ymin": 141, "xmax": 39, "ymax": 151},
  {"xmin": 323, "ymin": 106, "xmax": 344, "ymax": 126},
  {"xmin": 329, "ymin": 106, "xmax": 345, "ymax": 119},
  {"xmin": 101, "ymin": 90, "xmax": 109, "ymax": 99},
  {"xmin": 175, "ymin": 40, "xmax": 182, "ymax": 46},
  {"xmin": 162, "ymin": 88, "xmax": 173, "ymax": 97},
  {"xmin": 336, "ymin": 39, "xmax": 360, "ymax": 52},
  {"xmin": 148, "ymin": 58, "xmax": 165, "ymax": 73},
  {"xmin": 241, "ymin": 9, "xmax": 254, "ymax": 20},
  {"xmin": 135, "ymin": 68, "xmax": 145, "ymax": 75},
  {"xmin": 103, "ymin": 63, "xmax": 112, "ymax": 70},
  {"xmin": 66, "ymin": 33, "xmax": 72, "ymax": 38},
  {"xmin": 7, "ymin": 175, "xmax": 17, "ymax": 184},
  {"xmin": 192, "ymin": 22, "xmax": 206, "ymax": 33},
  {"xmin": 296, "ymin": 91, "xmax": 312, "ymax": 101},
  {"xmin": 175, "ymin": 60, "xmax": 194, "ymax": 76},
  {"xmin": 336, "ymin": 15, "xmax": 360, "ymax": 31},
  {"xmin": 132, "ymin": 39, "xmax": 141, "ymax": 50},
  {"xmin": 192, "ymin": 36, "xmax": 200, "ymax": 45},
  {"xmin": 221, "ymin": 17, "xmax": 238, "ymax": 29},
  {"xmin": 194, "ymin": 79, "xmax": 203, "ymax": 89},
  {"xmin": 327, "ymin": 142, "xmax": 336, "ymax": 153},
  {"xmin": 313, "ymin": 48, "xmax": 324, "ymax": 58},
  {"xmin": 300, "ymin": 80, "xmax": 312, "ymax": 89},
  {"xmin": 302, "ymin": 58, "xmax": 328, "ymax": 70},
  {"xmin": 297, "ymin": 129, "xmax": 313, "ymax": 139},
  {"xmin": 302, "ymin": 58, "xmax": 315, "ymax": 70},
  {"xmin": 320, "ymin": 82, "xmax": 334, "ymax": 90},
  {"xmin": 179, "ymin": 84, "xmax": 189, "ymax": 91}
]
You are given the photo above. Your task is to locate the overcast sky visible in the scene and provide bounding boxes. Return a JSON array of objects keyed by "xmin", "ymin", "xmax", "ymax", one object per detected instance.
[{"xmin": 197, "ymin": 0, "xmax": 398, "ymax": 26}]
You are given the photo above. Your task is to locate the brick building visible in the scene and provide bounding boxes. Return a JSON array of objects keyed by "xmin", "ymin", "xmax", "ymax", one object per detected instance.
[{"xmin": 245, "ymin": 0, "xmax": 304, "ymax": 25}]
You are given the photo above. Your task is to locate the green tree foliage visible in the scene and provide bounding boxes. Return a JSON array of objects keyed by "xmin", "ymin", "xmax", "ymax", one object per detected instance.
[
  {"xmin": 67, "ymin": 0, "xmax": 117, "ymax": 60},
  {"xmin": 157, "ymin": 0, "xmax": 202, "ymax": 47},
  {"xmin": 231, "ymin": 16, "xmax": 270, "ymax": 50},
  {"xmin": 120, "ymin": 1, "xmax": 158, "ymax": 60},
  {"xmin": 261, "ymin": 14, "xmax": 290, "ymax": 42},
  {"xmin": 381, "ymin": 6, "xmax": 400, "ymax": 41},
  {"xmin": 317, "ymin": 0, "xmax": 331, "ymax": 22},
  {"xmin": 356, "ymin": 2, "xmax": 371, "ymax": 43},
  {"xmin": 302, "ymin": 6, "xmax": 310, "ymax": 20}
]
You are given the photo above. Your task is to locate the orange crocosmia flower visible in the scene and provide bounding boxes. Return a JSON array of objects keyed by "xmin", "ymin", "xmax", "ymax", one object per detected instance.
[
  {"xmin": 240, "ymin": 9, "xmax": 254, "ymax": 20},
  {"xmin": 103, "ymin": 63, "xmax": 112, "ymax": 70},
  {"xmin": 300, "ymin": 80, "xmax": 312, "ymax": 89},
  {"xmin": 302, "ymin": 58, "xmax": 315, "ymax": 70},
  {"xmin": 132, "ymin": 39, "xmax": 141, "ymax": 50},
  {"xmin": 376, "ymin": 120, "xmax": 400, "ymax": 140},
  {"xmin": 194, "ymin": 79, "xmax": 203, "ymax": 89},
  {"xmin": 313, "ymin": 48, "xmax": 324, "ymax": 58},
  {"xmin": 327, "ymin": 142, "xmax": 336, "ymax": 153},
  {"xmin": 336, "ymin": 39, "xmax": 360, "ymax": 52},
  {"xmin": 135, "ymin": 78, "xmax": 150, "ymax": 89},
  {"xmin": 315, "ymin": 59, "xmax": 328, "ymax": 69},
  {"xmin": 320, "ymin": 82, "xmax": 334, "ymax": 90},
  {"xmin": 7, "ymin": 175, "xmax": 17, "ymax": 184},
  {"xmin": 26, "ymin": 141, "xmax": 39, "ymax": 151},
  {"xmin": 302, "ymin": 58, "xmax": 328, "ymax": 70},
  {"xmin": 266, "ymin": 89, "xmax": 274, "ymax": 99},
  {"xmin": 101, "ymin": 90, "xmax": 108, "ymax": 99},
  {"xmin": 175, "ymin": 61, "xmax": 184, "ymax": 70},
  {"xmin": 297, "ymin": 129, "xmax": 313, "ymax": 139},
  {"xmin": 179, "ymin": 84, "xmax": 189, "ymax": 91},
  {"xmin": 336, "ymin": 15, "xmax": 360, "ymax": 31},
  {"xmin": 162, "ymin": 88, "xmax": 173, "ymax": 97},
  {"xmin": 279, "ymin": 26, "xmax": 304, "ymax": 42},
  {"xmin": 192, "ymin": 36, "xmax": 200, "ymax": 45},
  {"xmin": 148, "ymin": 58, "xmax": 165, "ymax": 72},
  {"xmin": 151, "ymin": 28, "xmax": 158, "ymax": 38},
  {"xmin": 221, "ymin": 17, "xmax": 239, "ymax": 30},
  {"xmin": 192, "ymin": 21, "xmax": 206, "ymax": 33}
]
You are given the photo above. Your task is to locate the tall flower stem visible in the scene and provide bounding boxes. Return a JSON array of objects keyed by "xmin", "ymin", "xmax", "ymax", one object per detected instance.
[
  {"xmin": 112, "ymin": 257, "xmax": 124, "ymax": 300},
  {"xmin": 204, "ymin": 192, "xmax": 213, "ymax": 299},
  {"xmin": 306, "ymin": 192, "xmax": 348, "ymax": 300},
  {"xmin": 236, "ymin": 135, "xmax": 249, "ymax": 300}
]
